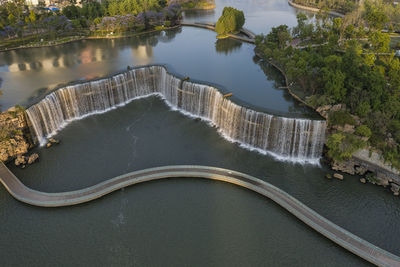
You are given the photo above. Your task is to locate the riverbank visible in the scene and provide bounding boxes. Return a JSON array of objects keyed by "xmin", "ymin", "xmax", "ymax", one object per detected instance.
[
  {"xmin": 255, "ymin": 52, "xmax": 314, "ymax": 110},
  {"xmin": 255, "ymin": 48, "xmax": 400, "ymax": 195},
  {"xmin": 0, "ymin": 25, "xmax": 182, "ymax": 53},
  {"xmin": 181, "ymin": 3, "xmax": 216, "ymax": 10},
  {"xmin": 287, "ymin": 0, "xmax": 344, "ymax": 17},
  {"xmin": 0, "ymin": 106, "xmax": 36, "ymax": 165}
]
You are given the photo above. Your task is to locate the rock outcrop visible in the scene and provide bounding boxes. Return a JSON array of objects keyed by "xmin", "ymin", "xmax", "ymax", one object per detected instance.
[
  {"xmin": 0, "ymin": 107, "xmax": 32, "ymax": 163},
  {"xmin": 316, "ymin": 104, "xmax": 344, "ymax": 119},
  {"xmin": 329, "ymin": 148, "xmax": 400, "ymax": 194},
  {"xmin": 27, "ymin": 153, "xmax": 39, "ymax": 164},
  {"xmin": 333, "ymin": 173, "xmax": 344, "ymax": 180}
]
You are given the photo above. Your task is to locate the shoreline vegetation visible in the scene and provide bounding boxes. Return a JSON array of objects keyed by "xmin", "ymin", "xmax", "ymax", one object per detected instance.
[
  {"xmin": 255, "ymin": 0, "xmax": 400, "ymax": 194},
  {"xmin": 0, "ymin": 0, "xmax": 215, "ymax": 52},
  {"xmin": 288, "ymin": 0, "xmax": 344, "ymax": 18},
  {"xmin": 288, "ymin": 0, "xmax": 400, "ymax": 32},
  {"xmin": 0, "ymin": 25, "xmax": 181, "ymax": 53},
  {"xmin": 181, "ymin": 0, "xmax": 216, "ymax": 10}
]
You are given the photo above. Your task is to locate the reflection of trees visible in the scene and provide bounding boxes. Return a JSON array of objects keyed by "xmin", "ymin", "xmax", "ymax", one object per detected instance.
[
  {"xmin": 257, "ymin": 58, "xmax": 319, "ymax": 118},
  {"xmin": 158, "ymin": 27, "xmax": 182, "ymax": 43},
  {"xmin": 0, "ymin": 28, "xmax": 184, "ymax": 73},
  {"xmin": 215, "ymin": 38, "xmax": 242, "ymax": 55},
  {"xmin": 183, "ymin": 9, "xmax": 215, "ymax": 19}
]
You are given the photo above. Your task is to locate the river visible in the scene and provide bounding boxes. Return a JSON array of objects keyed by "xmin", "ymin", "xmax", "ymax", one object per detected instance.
[{"xmin": 0, "ymin": 0, "xmax": 398, "ymax": 266}]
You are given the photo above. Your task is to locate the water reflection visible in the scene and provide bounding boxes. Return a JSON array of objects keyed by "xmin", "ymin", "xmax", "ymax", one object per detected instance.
[{"xmin": 215, "ymin": 38, "xmax": 242, "ymax": 55}]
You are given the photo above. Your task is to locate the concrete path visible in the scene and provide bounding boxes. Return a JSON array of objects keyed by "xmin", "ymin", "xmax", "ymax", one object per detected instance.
[
  {"xmin": 0, "ymin": 162, "xmax": 399, "ymax": 266},
  {"xmin": 181, "ymin": 22, "xmax": 256, "ymax": 43}
]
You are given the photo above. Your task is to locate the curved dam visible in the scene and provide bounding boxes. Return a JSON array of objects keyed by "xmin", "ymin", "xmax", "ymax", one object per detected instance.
[
  {"xmin": 0, "ymin": 163, "xmax": 399, "ymax": 266},
  {"xmin": 26, "ymin": 65, "xmax": 326, "ymax": 163}
]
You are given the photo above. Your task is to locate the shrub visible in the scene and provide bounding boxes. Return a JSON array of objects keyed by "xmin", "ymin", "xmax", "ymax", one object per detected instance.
[
  {"xmin": 390, "ymin": 120, "xmax": 400, "ymax": 143},
  {"xmin": 355, "ymin": 125, "xmax": 372, "ymax": 138},
  {"xmin": 328, "ymin": 110, "xmax": 356, "ymax": 126},
  {"xmin": 366, "ymin": 172, "xmax": 378, "ymax": 183},
  {"xmin": 326, "ymin": 133, "xmax": 366, "ymax": 161}
]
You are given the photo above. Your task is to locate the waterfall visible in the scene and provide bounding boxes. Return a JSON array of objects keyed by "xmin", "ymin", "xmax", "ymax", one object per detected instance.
[{"xmin": 26, "ymin": 65, "xmax": 326, "ymax": 163}]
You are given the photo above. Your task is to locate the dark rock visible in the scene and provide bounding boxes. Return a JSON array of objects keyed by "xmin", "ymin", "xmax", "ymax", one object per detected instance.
[
  {"xmin": 390, "ymin": 183, "xmax": 400, "ymax": 195},
  {"xmin": 48, "ymin": 138, "xmax": 60, "ymax": 144}
]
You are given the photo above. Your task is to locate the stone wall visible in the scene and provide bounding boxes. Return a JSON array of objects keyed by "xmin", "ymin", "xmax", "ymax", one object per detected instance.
[{"xmin": 331, "ymin": 149, "xmax": 400, "ymax": 195}]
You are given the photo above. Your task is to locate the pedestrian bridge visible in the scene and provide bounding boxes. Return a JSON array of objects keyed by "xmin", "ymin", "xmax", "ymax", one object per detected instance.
[{"xmin": 0, "ymin": 163, "xmax": 399, "ymax": 266}]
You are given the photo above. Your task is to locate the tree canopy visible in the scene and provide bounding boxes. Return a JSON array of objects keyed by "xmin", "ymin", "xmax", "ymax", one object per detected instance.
[
  {"xmin": 255, "ymin": 9, "xmax": 400, "ymax": 169},
  {"xmin": 215, "ymin": 7, "xmax": 245, "ymax": 36}
]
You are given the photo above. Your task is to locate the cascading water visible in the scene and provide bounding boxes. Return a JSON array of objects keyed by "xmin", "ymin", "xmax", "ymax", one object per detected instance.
[{"xmin": 26, "ymin": 65, "xmax": 326, "ymax": 163}]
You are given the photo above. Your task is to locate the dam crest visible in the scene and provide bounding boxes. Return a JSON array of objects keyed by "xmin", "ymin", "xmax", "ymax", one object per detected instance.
[{"xmin": 26, "ymin": 65, "xmax": 326, "ymax": 163}]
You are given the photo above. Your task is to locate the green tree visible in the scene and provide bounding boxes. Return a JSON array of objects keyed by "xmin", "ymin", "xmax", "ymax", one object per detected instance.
[
  {"xmin": 364, "ymin": 0, "xmax": 388, "ymax": 30},
  {"xmin": 215, "ymin": 7, "xmax": 245, "ymax": 36},
  {"xmin": 368, "ymin": 31, "xmax": 390, "ymax": 53},
  {"xmin": 355, "ymin": 125, "xmax": 372, "ymax": 137},
  {"xmin": 29, "ymin": 10, "xmax": 36, "ymax": 24},
  {"xmin": 63, "ymin": 5, "xmax": 80, "ymax": 19},
  {"xmin": 266, "ymin": 25, "xmax": 291, "ymax": 49}
]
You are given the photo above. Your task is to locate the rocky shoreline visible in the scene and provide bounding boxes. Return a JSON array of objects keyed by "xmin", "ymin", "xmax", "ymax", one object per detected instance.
[
  {"xmin": 317, "ymin": 104, "xmax": 400, "ymax": 195},
  {"xmin": 0, "ymin": 107, "xmax": 37, "ymax": 167},
  {"xmin": 0, "ymin": 107, "xmax": 62, "ymax": 168},
  {"xmin": 255, "ymin": 51, "xmax": 400, "ymax": 196}
]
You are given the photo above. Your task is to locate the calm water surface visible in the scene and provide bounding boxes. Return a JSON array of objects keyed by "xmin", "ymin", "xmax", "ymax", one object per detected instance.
[
  {"xmin": 0, "ymin": 0, "xmax": 398, "ymax": 266},
  {"xmin": 3, "ymin": 97, "xmax": 399, "ymax": 266},
  {"xmin": 0, "ymin": 0, "xmax": 315, "ymax": 117}
]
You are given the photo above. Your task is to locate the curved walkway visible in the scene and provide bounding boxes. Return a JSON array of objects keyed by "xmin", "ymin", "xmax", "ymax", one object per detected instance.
[
  {"xmin": 180, "ymin": 22, "xmax": 255, "ymax": 43},
  {"xmin": 0, "ymin": 163, "xmax": 399, "ymax": 266},
  {"xmin": 288, "ymin": 0, "xmax": 345, "ymax": 17}
]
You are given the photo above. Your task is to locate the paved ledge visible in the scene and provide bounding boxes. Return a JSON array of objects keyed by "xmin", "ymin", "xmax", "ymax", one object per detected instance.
[
  {"xmin": 0, "ymin": 162, "xmax": 399, "ymax": 266},
  {"xmin": 181, "ymin": 22, "xmax": 256, "ymax": 43},
  {"xmin": 288, "ymin": 0, "xmax": 345, "ymax": 17}
]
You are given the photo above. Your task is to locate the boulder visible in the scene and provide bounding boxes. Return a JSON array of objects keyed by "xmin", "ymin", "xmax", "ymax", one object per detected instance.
[
  {"xmin": 376, "ymin": 175, "xmax": 389, "ymax": 187},
  {"xmin": 325, "ymin": 174, "xmax": 332, "ymax": 179},
  {"xmin": 46, "ymin": 142, "xmax": 52, "ymax": 148},
  {"xmin": 331, "ymin": 104, "xmax": 344, "ymax": 112},
  {"xmin": 333, "ymin": 173, "xmax": 344, "ymax": 180},
  {"xmin": 14, "ymin": 155, "xmax": 26, "ymax": 166},
  {"xmin": 390, "ymin": 183, "xmax": 400, "ymax": 195},
  {"xmin": 331, "ymin": 160, "xmax": 356, "ymax": 175},
  {"xmin": 360, "ymin": 178, "xmax": 366, "ymax": 183},
  {"xmin": 48, "ymin": 138, "xmax": 60, "ymax": 144},
  {"xmin": 316, "ymin": 105, "xmax": 331, "ymax": 119},
  {"xmin": 355, "ymin": 165, "xmax": 368, "ymax": 175},
  {"xmin": 27, "ymin": 153, "xmax": 39, "ymax": 165}
]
